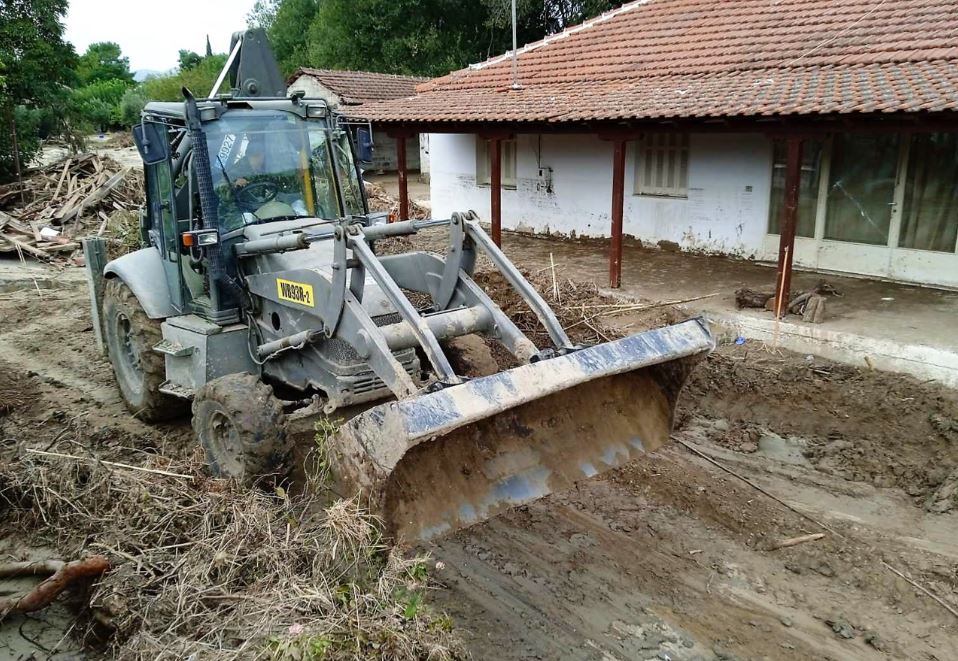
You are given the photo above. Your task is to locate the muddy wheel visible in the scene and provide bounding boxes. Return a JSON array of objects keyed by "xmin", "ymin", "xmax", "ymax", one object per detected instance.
[
  {"xmin": 192, "ymin": 373, "xmax": 289, "ymax": 485},
  {"xmin": 102, "ymin": 278, "xmax": 187, "ymax": 421}
]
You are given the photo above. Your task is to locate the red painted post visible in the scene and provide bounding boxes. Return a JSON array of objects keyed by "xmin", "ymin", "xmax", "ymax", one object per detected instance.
[
  {"xmin": 396, "ymin": 134, "xmax": 408, "ymax": 222},
  {"xmin": 490, "ymin": 138, "xmax": 502, "ymax": 247},
  {"xmin": 609, "ymin": 138, "xmax": 626, "ymax": 289},
  {"xmin": 774, "ymin": 136, "xmax": 803, "ymax": 317}
]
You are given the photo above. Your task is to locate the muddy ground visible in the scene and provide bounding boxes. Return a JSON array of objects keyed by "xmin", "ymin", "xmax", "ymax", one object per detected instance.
[{"xmin": 1, "ymin": 256, "xmax": 957, "ymax": 660}]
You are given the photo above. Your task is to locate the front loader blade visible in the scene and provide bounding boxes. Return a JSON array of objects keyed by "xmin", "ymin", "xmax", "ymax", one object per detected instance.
[{"xmin": 328, "ymin": 318, "xmax": 714, "ymax": 542}]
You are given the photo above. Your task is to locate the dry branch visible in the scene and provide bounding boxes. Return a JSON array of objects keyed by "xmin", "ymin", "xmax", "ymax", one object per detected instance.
[
  {"xmin": 767, "ymin": 532, "xmax": 825, "ymax": 551},
  {"xmin": 0, "ymin": 556, "xmax": 110, "ymax": 618}
]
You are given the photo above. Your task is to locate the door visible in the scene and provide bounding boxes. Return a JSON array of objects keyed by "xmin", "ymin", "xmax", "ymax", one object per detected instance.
[{"xmin": 765, "ymin": 131, "xmax": 958, "ymax": 288}]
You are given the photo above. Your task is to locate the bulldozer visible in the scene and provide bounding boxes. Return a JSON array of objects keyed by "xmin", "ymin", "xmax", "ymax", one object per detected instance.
[{"xmin": 84, "ymin": 29, "xmax": 715, "ymax": 541}]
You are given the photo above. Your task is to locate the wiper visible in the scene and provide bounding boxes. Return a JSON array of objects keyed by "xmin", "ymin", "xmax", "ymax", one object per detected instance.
[{"xmin": 215, "ymin": 154, "xmax": 260, "ymax": 224}]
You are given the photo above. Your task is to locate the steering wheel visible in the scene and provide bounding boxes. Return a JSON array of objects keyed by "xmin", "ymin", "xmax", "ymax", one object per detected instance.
[{"xmin": 236, "ymin": 181, "xmax": 279, "ymax": 209}]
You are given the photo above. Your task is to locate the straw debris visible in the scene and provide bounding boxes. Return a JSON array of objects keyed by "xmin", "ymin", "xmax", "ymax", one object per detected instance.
[{"xmin": 0, "ymin": 431, "xmax": 464, "ymax": 660}]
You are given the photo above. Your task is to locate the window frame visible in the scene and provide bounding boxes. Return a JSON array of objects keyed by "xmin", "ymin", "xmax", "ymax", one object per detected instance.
[
  {"xmin": 476, "ymin": 137, "xmax": 517, "ymax": 189},
  {"xmin": 634, "ymin": 133, "xmax": 689, "ymax": 198}
]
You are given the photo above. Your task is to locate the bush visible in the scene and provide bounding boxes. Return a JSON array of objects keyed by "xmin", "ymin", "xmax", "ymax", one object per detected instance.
[
  {"xmin": 69, "ymin": 78, "xmax": 130, "ymax": 132},
  {"xmin": 0, "ymin": 105, "xmax": 42, "ymax": 181},
  {"xmin": 118, "ymin": 88, "xmax": 147, "ymax": 126}
]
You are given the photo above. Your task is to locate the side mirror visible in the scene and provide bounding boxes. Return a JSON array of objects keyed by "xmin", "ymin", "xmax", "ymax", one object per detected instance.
[
  {"xmin": 355, "ymin": 127, "xmax": 374, "ymax": 163},
  {"xmin": 133, "ymin": 122, "xmax": 170, "ymax": 165}
]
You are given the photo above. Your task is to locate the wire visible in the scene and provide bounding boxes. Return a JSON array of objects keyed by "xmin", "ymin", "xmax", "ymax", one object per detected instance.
[{"xmin": 782, "ymin": 0, "xmax": 889, "ymax": 69}]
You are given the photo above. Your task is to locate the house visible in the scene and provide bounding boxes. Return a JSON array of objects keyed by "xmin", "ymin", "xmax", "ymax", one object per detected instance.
[
  {"xmin": 352, "ymin": 0, "xmax": 958, "ymax": 291},
  {"xmin": 286, "ymin": 68, "xmax": 429, "ymax": 174}
]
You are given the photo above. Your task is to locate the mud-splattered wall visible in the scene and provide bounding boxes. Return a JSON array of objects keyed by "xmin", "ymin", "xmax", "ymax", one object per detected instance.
[{"xmin": 427, "ymin": 132, "xmax": 774, "ymax": 259}]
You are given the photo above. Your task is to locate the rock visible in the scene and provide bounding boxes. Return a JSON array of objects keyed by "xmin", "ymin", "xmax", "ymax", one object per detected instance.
[
  {"xmin": 864, "ymin": 632, "xmax": 885, "ymax": 651},
  {"xmin": 657, "ymin": 239, "xmax": 681, "ymax": 252},
  {"xmin": 739, "ymin": 442, "xmax": 758, "ymax": 453},
  {"xmin": 825, "ymin": 619, "xmax": 856, "ymax": 639},
  {"xmin": 712, "ymin": 645, "xmax": 736, "ymax": 660},
  {"xmin": 711, "ymin": 418, "xmax": 730, "ymax": 432},
  {"xmin": 925, "ymin": 469, "xmax": 958, "ymax": 513},
  {"xmin": 813, "ymin": 561, "xmax": 835, "ymax": 578},
  {"xmin": 757, "ymin": 431, "xmax": 810, "ymax": 465},
  {"xmin": 779, "ymin": 616, "xmax": 793, "ymax": 628}
]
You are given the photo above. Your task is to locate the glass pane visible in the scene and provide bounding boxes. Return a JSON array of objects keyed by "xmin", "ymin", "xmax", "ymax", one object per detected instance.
[
  {"xmin": 899, "ymin": 132, "xmax": 958, "ymax": 252},
  {"xmin": 824, "ymin": 133, "xmax": 899, "ymax": 245},
  {"xmin": 768, "ymin": 139, "xmax": 822, "ymax": 237}
]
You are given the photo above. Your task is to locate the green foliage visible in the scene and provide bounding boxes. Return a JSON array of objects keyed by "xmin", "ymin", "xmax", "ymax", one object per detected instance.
[
  {"xmin": 141, "ymin": 55, "xmax": 228, "ymax": 101},
  {"xmin": 119, "ymin": 88, "xmax": 147, "ymax": 126},
  {"xmin": 70, "ymin": 78, "xmax": 129, "ymax": 130},
  {"xmin": 254, "ymin": 0, "xmax": 619, "ymax": 78},
  {"xmin": 0, "ymin": 106, "xmax": 41, "ymax": 178},
  {"xmin": 307, "ymin": 0, "xmax": 490, "ymax": 77},
  {"xmin": 178, "ymin": 50, "xmax": 203, "ymax": 72},
  {"xmin": 248, "ymin": 0, "xmax": 280, "ymax": 31},
  {"xmin": 0, "ymin": 0, "xmax": 76, "ymax": 181},
  {"xmin": 76, "ymin": 41, "xmax": 134, "ymax": 86},
  {"xmin": 266, "ymin": 0, "xmax": 321, "ymax": 75}
]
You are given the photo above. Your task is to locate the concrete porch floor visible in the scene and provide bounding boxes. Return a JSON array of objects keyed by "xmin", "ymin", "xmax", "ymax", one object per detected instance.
[{"xmin": 496, "ymin": 232, "xmax": 958, "ymax": 388}]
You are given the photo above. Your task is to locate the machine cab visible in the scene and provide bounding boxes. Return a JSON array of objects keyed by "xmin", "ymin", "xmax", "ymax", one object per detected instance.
[{"xmin": 134, "ymin": 101, "xmax": 368, "ymax": 322}]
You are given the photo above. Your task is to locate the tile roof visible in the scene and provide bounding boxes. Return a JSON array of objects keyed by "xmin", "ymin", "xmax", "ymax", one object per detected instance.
[
  {"xmin": 288, "ymin": 68, "xmax": 428, "ymax": 105},
  {"xmin": 353, "ymin": 0, "xmax": 958, "ymax": 123}
]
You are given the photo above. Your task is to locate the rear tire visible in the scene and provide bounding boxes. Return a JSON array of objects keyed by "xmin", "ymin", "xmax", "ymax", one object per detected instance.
[
  {"xmin": 192, "ymin": 373, "xmax": 289, "ymax": 485},
  {"xmin": 102, "ymin": 278, "xmax": 187, "ymax": 421}
]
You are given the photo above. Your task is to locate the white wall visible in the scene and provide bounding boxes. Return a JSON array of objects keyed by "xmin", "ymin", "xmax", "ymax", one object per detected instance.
[{"xmin": 429, "ymin": 132, "xmax": 774, "ymax": 258}]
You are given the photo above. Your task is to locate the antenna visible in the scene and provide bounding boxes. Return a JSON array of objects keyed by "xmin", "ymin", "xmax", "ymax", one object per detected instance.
[{"xmin": 510, "ymin": 0, "xmax": 521, "ymax": 89}]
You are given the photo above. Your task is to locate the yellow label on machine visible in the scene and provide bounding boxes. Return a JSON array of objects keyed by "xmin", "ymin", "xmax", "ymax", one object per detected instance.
[{"xmin": 276, "ymin": 278, "xmax": 315, "ymax": 307}]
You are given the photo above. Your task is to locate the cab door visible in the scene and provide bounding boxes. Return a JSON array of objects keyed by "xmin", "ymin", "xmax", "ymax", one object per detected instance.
[{"xmin": 143, "ymin": 124, "xmax": 185, "ymax": 311}]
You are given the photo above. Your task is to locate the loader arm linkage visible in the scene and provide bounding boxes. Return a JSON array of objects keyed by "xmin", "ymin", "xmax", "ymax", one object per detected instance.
[{"xmin": 240, "ymin": 211, "xmax": 715, "ymax": 541}]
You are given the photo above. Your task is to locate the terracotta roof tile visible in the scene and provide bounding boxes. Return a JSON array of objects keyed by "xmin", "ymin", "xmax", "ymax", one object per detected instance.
[
  {"xmin": 354, "ymin": 0, "xmax": 958, "ymax": 123},
  {"xmin": 288, "ymin": 68, "xmax": 428, "ymax": 105}
]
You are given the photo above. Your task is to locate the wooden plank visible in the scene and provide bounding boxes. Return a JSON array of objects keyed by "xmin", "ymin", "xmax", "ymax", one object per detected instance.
[{"xmin": 608, "ymin": 138, "xmax": 626, "ymax": 289}]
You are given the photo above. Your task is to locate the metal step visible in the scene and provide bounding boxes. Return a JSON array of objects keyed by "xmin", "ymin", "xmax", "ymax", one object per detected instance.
[
  {"xmin": 159, "ymin": 380, "xmax": 194, "ymax": 400},
  {"xmin": 153, "ymin": 339, "xmax": 195, "ymax": 357}
]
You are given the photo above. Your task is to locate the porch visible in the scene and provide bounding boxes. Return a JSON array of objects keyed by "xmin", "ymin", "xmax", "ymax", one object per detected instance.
[{"xmin": 488, "ymin": 230, "xmax": 958, "ymax": 388}]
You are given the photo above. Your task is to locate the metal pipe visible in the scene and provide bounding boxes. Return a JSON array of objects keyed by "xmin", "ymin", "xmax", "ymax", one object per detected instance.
[
  {"xmin": 257, "ymin": 328, "xmax": 321, "ymax": 359},
  {"xmin": 209, "ymin": 37, "xmax": 243, "ymax": 98},
  {"xmin": 377, "ymin": 306, "xmax": 493, "ymax": 351},
  {"xmin": 511, "ymin": 0, "xmax": 520, "ymax": 89},
  {"xmin": 235, "ymin": 233, "xmax": 311, "ymax": 256}
]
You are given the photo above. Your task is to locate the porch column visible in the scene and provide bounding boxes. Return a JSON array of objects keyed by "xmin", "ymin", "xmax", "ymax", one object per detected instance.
[
  {"xmin": 387, "ymin": 129, "xmax": 412, "ymax": 222},
  {"xmin": 396, "ymin": 135, "xmax": 408, "ymax": 221},
  {"xmin": 609, "ymin": 138, "xmax": 627, "ymax": 288},
  {"xmin": 490, "ymin": 137, "xmax": 503, "ymax": 246},
  {"xmin": 774, "ymin": 136, "xmax": 803, "ymax": 316}
]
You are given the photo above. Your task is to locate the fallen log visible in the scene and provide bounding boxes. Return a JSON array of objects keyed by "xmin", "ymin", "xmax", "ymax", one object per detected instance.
[{"xmin": 0, "ymin": 555, "xmax": 110, "ymax": 618}]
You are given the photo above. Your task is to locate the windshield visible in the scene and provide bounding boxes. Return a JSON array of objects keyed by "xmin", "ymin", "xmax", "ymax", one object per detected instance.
[{"xmin": 204, "ymin": 110, "xmax": 363, "ymax": 229}]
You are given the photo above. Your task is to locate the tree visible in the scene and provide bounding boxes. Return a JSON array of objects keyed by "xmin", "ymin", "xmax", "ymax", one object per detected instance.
[
  {"xmin": 307, "ymin": 0, "xmax": 491, "ymax": 77},
  {"xmin": 76, "ymin": 42, "xmax": 134, "ymax": 86},
  {"xmin": 141, "ymin": 55, "xmax": 228, "ymax": 102},
  {"xmin": 247, "ymin": 0, "xmax": 280, "ymax": 31},
  {"xmin": 0, "ymin": 0, "xmax": 77, "ymax": 181},
  {"xmin": 178, "ymin": 50, "xmax": 203, "ymax": 72}
]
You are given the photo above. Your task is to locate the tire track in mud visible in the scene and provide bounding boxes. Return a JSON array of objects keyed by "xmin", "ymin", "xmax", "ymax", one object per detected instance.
[{"xmin": 427, "ymin": 446, "xmax": 958, "ymax": 661}]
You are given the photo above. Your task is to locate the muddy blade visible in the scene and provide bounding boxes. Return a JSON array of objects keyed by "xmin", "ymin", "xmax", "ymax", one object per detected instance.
[{"xmin": 329, "ymin": 318, "xmax": 714, "ymax": 542}]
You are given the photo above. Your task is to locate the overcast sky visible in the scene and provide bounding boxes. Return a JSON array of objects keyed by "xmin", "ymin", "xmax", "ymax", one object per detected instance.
[{"xmin": 64, "ymin": 0, "xmax": 258, "ymax": 73}]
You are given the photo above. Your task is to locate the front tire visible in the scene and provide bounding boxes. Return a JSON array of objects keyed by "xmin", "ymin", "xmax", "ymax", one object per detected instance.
[
  {"xmin": 192, "ymin": 373, "xmax": 289, "ymax": 485},
  {"xmin": 102, "ymin": 279, "xmax": 187, "ymax": 421}
]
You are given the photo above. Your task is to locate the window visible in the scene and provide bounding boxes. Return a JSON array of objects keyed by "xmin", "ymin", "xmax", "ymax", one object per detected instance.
[
  {"xmin": 635, "ymin": 133, "xmax": 689, "ymax": 197},
  {"xmin": 476, "ymin": 137, "xmax": 516, "ymax": 189},
  {"xmin": 824, "ymin": 133, "xmax": 900, "ymax": 245},
  {"xmin": 899, "ymin": 132, "xmax": 958, "ymax": 252},
  {"xmin": 767, "ymin": 139, "xmax": 824, "ymax": 237}
]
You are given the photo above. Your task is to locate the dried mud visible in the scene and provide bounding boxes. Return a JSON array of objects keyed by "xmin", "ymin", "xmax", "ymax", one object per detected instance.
[{"xmin": 0, "ymin": 258, "xmax": 956, "ymax": 660}]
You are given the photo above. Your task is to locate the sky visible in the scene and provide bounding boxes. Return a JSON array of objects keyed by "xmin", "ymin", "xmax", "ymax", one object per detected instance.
[{"xmin": 64, "ymin": 0, "xmax": 258, "ymax": 74}]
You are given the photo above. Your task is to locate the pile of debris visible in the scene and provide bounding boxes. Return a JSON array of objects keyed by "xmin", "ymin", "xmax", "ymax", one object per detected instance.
[
  {"xmin": 364, "ymin": 180, "xmax": 430, "ymax": 220},
  {"xmin": 735, "ymin": 280, "xmax": 842, "ymax": 323},
  {"xmin": 0, "ymin": 154, "xmax": 143, "ymax": 260}
]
